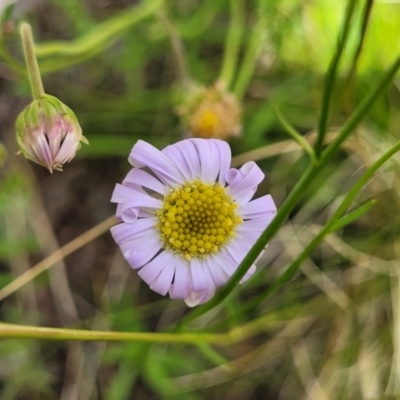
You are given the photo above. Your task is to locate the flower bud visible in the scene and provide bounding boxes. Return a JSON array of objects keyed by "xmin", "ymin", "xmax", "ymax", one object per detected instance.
[
  {"xmin": 15, "ymin": 94, "xmax": 88, "ymax": 172},
  {"xmin": 177, "ymin": 81, "xmax": 242, "ymax": 140}
]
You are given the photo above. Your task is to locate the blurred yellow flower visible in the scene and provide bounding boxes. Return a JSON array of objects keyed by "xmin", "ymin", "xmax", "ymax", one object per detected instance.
[{"xmin": 177, "ymin": 81, "xmax": 242, "ymax": 140}]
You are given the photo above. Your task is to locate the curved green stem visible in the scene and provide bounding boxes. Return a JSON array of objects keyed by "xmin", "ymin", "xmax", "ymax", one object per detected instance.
[
  {"xmin": 274, "ymin": 105, "xmax": 316, "ymax": 163},
  {"xmin": 314, "ymin": 0, "xmax": 357, "ymax": 157},
  {"xmin": 157, "ymin": 10, "xmax": 190, "ymax": 88},
  {"xmin": 219, "ymin": 0, "xmax": 245, "ymax": 88},
  {"xmin": 233, "ymin": 0, "xmax": 266, "ymax": 99},
  {"xmin": 34, "ymin": 0, "xmax": 163, "ymax": 57},
  {"xmin": 0, "ymin": 309, "xmax": 298, "ymax": 343},
  {"xmin": 20, "ymin": 23, "xmax": 45, "ymax": 100},
  {"xmin": 0, "ymin": 323, "xmax": 226, "ymax": 344}
]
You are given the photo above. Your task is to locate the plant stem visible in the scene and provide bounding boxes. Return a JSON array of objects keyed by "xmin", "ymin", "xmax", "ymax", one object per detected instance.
[
  {"xmin": 219, "ymin": 0, "xmax": 245, "ymax": 88},
  {"xmin": 0, "ymin": 216, "xmax": 117, "ymax": 301},
  {"xmin": 158, "ymin": 10, "xmax": 190, "ymax": 89},
  {"xmin": 314, "ymin": 0, "xmax": 357, "ymax": 157},
  {"xmin": 233, "ymin": 0, "xmax": 265, "ymax": 99},
  {"xmin": 274, "ymin": 105, "xmax": 316, "ymax": 163},
  {"xmin": 0, "ymin": 323, "xmax": 227, "ymax": 344},
  {"xmin": 20, "ymin": 23, "xmax": 45, "ymax": 100}
]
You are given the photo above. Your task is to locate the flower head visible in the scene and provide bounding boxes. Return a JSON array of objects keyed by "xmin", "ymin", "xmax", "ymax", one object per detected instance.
[
  {"xmin": 111, "ymin": 139, "xmax": 276, "ymax": 306},
  {"xmin": 177, "ymin": 81, "xmax": 242, "ymax": 140},
  {"xmin": 15, "ymin": 94, "xmax": 88, "ymax": 172}
]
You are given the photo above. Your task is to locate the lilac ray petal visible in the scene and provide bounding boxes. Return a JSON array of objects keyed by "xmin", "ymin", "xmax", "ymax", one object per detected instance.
[
  {"xmin": 119, "ymin": 197, "xmax": 160, "ymax": 223},
  {"xmin": 227, "ymin": 162, "xmax": 265, "ymax": 204},
  {"xmin": 219, "ymin": 250, "xmax": 256, "ymax": 283},
  {"xmin": 123, "ymin": 234, "xmax": 163, "ymax": 269},
  {"xmin": 128, "ymin": 140, "xmax": 185, "ymax": 186},
  {"xmin": 116, "ymin": 203, "xmax": 123, "ymax": 221},
  {"xmin": 237, "ymin": 217, "xmax": 275, "ymax": 232},
  {"xmin": 204, "ymin": 255, "xmax": 229, "ymax": 287},
  {"xmin": 111, "ymin": 184, "xmax": 162, "ymax": 208},
  {"xmin": 138, "ymin": 251, "xmax": 174, "ymax": 286},
  {"xmin": 241, "ymin": 265, "xmax": 256, "ymax": 283},
  {"xmin": 49, "ymin": 132, "xmax": 62, "ymax": 159},
  {"xmin": 54, "ymin": 133, "xmax": 77, "ymax": 164},
  {"xmin": 150, "ymin": 260, "xmax": 176, "ymax": 295},
  {"xmin": 122, "ymin": 168, "xmax": 167, "ymax": 195},
  {"xmin": 213, "ymin": 251, "xmax": 237, "ymax": 276},
  {"xmin": 169, "ymin": 259, "xmax": 192, "ymax": 299},
  {"xmin": 192, "ymin": 139, "xmax": 220, "ymax": 183},
  {"xmin": 214, "ymin": 139, "xmax": 231, "ymax": 185},
  {"xmin": 112, "ymin": 185, "xmax": 162, "ymax": 223},
  {"xmin": 110, "ymin": 218, "xmax": 157, "ymax": 244},
  {"xmin": 162, "ymin": 140, "xmax": 201, "ymax": 181},
  {"xmin": 35, "ymin": 134, "xmax": 53, "ymax": 169},
  {"xmin": 239, "ymin": 194, "xmax": 277, "ymax": 219},
  {"xmin": 224, "ymin": 241, "xmax": 257, "ymax": 282},
  {"xmin": 120, "ymin": 231, "xmax": 161, "ymax": 254},
  {"xmin": 190, "ymin": 258, "xmax": 212, "ymax": 292},
  {"xmin": 139, "ymin": 209, "xmax": 155, "ymax": 218},
  {"xmin": 185, "ymin": 285, "xmax": 216, "ymax": 307},
  {"xmin": 120, "ymin": 206, "xmax": 139, "ymax": 223},
  {"xmin": 225, "ymin": 168, "xmax": 243, "ymax": 188}
]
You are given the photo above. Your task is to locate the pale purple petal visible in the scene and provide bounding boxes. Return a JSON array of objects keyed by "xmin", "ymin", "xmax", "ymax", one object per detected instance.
[
  {"xmin": 48, "ymin": 131, "xmax": 62, "ymax": 159},
  {"xmin": 190, "ymin": 258, "xmax": 212, "ymax": 292},
  {"xmin": 139, "ymin": 209, "xmax": 155, "ymax": 218},
  {"xmin": 213, "ymin": 241, "xmax": 256, "ymax": 282},
  {"xmin": 122, "ymin": 168, "xmax": 167, "ymax": 195},
  {"xmin": 214, "ymin": 140, "xmax": 231, "ymax": 185},
  {"xmin": 54, "ymin": 132, "xmax": 78, "ymax": 164},
  {"xmin": 128, "ymin": 140, "xmax": 185, "ymax": 186},
  {"xmin": 111, "ymin": 184, "xmax": 162, "ymax": 223},
  {"xmin": 162, "ymin": 140, "xmax": 201, "ymax": 181},
  {"xmin": 185, "ymin": 285, "xmax": 216, "ymax": 307},
  {"xmin": 122, "ymin": 233, "xmax": 163, "ymax": 269},
  {"xmin": 204, "ymin": 255, "xmax": 229, "ymax": 287},
  {"xmin": 169, "ymin": 259, "xmax": 192, "ymax": 299},
  {"xmin": 225, "ymin": 168, "xmax": 242, "ymax": 187},
  {"xmin": 110, "ymin": 218, "xmax": 157, "ymax": 244},
  {"xmin": 138, "ymin": 251, "xmax": 174, "ymax": 286},
  {"xmin": 227, "ymin": 161, "xmax": 265, "ymax": 204},
  {"xmin": 116, "ymin": 203, "xmax": 123, "ymax": 221},
  {"xmin": 150, "ymin": 260, "xmax": 176, "ymax": 296},
  {"xmin": 213, "ymin": 251, "xmax": 237, "ymax": 276},
  {"xmin": 237, "ymin": 217, "xmax": 275, "ymax": 232},
  {"xmin": 224, "ymin": 240, "xmax": 257, "ymax": 282},
  {"xmin": 34, "ymin": 134, "xmax": 53, "ymax": 169},
  {"xmin": 191, "ymin": 139, "xmax": 220, "ymax": 183},
  {"xmin": 239, "ymin": 194, "xmax": 277, "ymax": 219}
]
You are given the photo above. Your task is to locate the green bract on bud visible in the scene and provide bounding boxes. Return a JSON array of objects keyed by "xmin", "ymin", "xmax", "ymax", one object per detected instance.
[{"xmin": 15, "ymin": 94, "xmax": 88, "ymax": 172}]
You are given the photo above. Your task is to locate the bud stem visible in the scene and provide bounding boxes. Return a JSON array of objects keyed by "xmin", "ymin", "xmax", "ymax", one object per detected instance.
[{"xmin": 20, "ymin": 23, "xmax": 45, "ymax": 100}]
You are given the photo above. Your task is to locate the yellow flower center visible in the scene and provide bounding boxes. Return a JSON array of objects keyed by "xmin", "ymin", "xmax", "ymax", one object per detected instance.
[
  {"xmin": 156, "ymin": 180, "xmax": 242, "ymax": 260},
  {"xmin": 194, "ymin": 108, "xmax": 219, "ymax": 138}
]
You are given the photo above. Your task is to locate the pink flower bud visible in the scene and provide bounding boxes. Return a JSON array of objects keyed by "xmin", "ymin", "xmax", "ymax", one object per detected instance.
[{"xmin": 15, "ymin": 94, "xmax": 88, "ymax": 172}]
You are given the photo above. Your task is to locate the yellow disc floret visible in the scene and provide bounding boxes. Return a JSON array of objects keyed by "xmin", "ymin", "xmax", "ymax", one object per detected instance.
[
  {"xmin": 193, "ymin": 108, "xmax": 219, "ymax": 138},
  {"xmin": 156, "ymin": 180, "xmax": 242, "ymax": 260}
]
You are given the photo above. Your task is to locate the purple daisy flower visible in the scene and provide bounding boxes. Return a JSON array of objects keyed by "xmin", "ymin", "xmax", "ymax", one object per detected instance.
[{"xmin": 111, "ymin": 139, "xmax": 277, "ymax": 307}]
